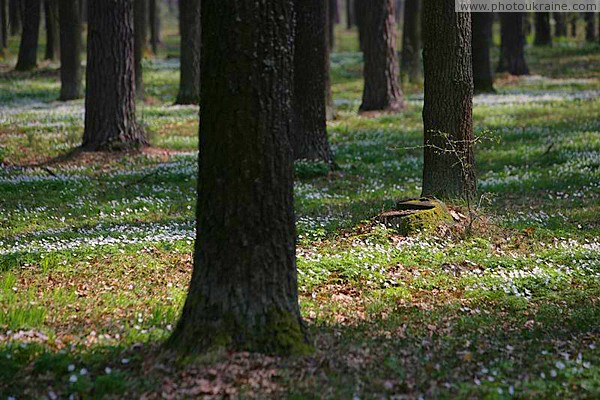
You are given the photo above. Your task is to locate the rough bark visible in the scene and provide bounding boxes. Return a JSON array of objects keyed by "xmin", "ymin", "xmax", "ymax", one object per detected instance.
[
  {"xmin": 44, "ymin": 0, "xmax": 59, "ymax": 60},
  {"xmin": 585, "ymin": 13, "xmax": 596, "ymax": 42},
  {"xmin": 534, "ymin": 12, "xmax": 552, "ymax": 46},
  {"xmin": 554, "ymin": 12, "xmax": 566, "ymax": 37},
  {"xmin": 175, "ymin": 0, "xmax": 200, "ymax": 105},
  {"xmin": 359, "ymin": 0, "xmax": 403, "ymax": 112},
  {"xmin": 58, "ymin": 0, "xmax": 82, "ymax": 100},
  {"xmin": 497, "ymin": 13, "xmax": 529, "ymax": 76},
  {"xmin": 291, "ymin": 0, "xmax": 333, "ymax": 165},
  {"xmin": 400, "ymin": 0, "xmax": 422, "ymax": 83},
  {"xmin": 134, "ymin": 0, "xmax": 147, "ymax": 99},
  {"xmin": 472, "ymin": 12, "xmax": 494, "ymax": 93},
  {"xmin": 1, "ymin": 0, "xmax": 7, "ymax": 49},
  {"xmin": 148, "ymin": 0, "xmax": 160, "ymax": 54},
  {"xmin": 421, "ymin": 0, "xmax": 475, "ymax": 199},
  {"xmin": 8, "ymin": 0, "xmax": 20, "ymax": 35},
  {"xmin": 15, "ymin": 0, "xmax": 40, "ymax": 71},
  {"xmin": 169, "ymin": 0, "xmax": 310, "ymax": 356},
  {"xmin": 83, "ymin": 0, "xmax": 146, "ymax": 150}
]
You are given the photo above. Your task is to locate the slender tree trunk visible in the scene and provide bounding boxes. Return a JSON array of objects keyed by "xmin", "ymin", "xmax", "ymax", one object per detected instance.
[
  {"xmin": 355, "ymin": 0, "xmax": 366, "ymax": 51},
  {"xmin": 82, "ymin": 0, "xmax": 146, "ymax": 150},
  {"xmin": 472, "ymin": 12, "xmax": 494, "ymax": 93},
  {"xmin": 169, "ymin": 0, "xmax": 309, "ymax": 356},
  {"xmin": 400, "ymin": 0, "xmax": 421, "ymax": 83},
  {"xmin": 497, "ymin": 13, "xmax": 529, "ymax": 76},
  {"xmin": 291, "ymin": 0, "xmax": 333, "ymax": 165},
  {"xmin": 585, "ymin": 13, "xmax": 596, "ymax": 42},
  {"xmin": 554, "ymin": 12, "xmax": 566, "ymax": 37},
  {"xmin": 79, "ymin": 0, "xmax": 86, "ymax": 23},
  {"xmin": 133, "ymin": 0, "xmax": 147, "ymax": 99},
  {"xmin": 346, "ymin": 0, "xmax": 353, "ymax": 29},
  {"xmin": 58, "ymin": 0, "xmax": 81, "ymax": 100},
  {"xmin": 570, "ymin": 13, "xmax": 577, "ymax": 37},
  {"xmin": 175, "ymin": 0, "xmax": 200, "ymax": 105},
  {"xmin": 534, "ymin": 12, "xmax": 551, "ymax": 46},
  {"xmin": 148, "ymin": 0, "xmax": 159, "ymax": 54},
  {"xmin": 325, "ymin": 0, "xmax": 335, "ymax": 120},
  {"xmin": 1, "ymin": 0, "xmax": 7, "ymax": 49},
  {"xmin": 422, "ymin": 0, "xmax": 475, "ymax": 199},
  {"xmin": 8, "ymin": 0, "xmax": 20, "ymax": 35},
  {"xmin": 328, "ymin": 0, "xmax": 336, "ymax": 49},
  {"xmin": 44, "ymin": 0, "xmax": 59, "ymax": 60},
  {"xmin": 359, "ymin": 0, "xmax": 403, "ymax": 112},
  {"xmin": 15, "ymin": 0, "xmax": 40, "ymax": 71}
]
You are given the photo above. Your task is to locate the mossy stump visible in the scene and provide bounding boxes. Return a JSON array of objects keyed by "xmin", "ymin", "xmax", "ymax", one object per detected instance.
[{"xmin": 379, "ymin": 198, "xmax": 452, "ymax": 235}]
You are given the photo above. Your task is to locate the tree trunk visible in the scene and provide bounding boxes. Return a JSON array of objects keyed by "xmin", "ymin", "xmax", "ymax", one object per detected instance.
[
  {"xmin": 359, "ymin": 0, "xmax": 403, "ymax": 112},
  {"xmin": 175, "ymin": 0, "xmax": 200, "ymax": 105},
  {"xmin": 554, "ymin": 12, "xmax": 566, "ymax": 37},
  {"xmin": 1, "ymin": 0, "xmax": 7, "ymax": 49},
  {"xmin": 83, "ymin": 0, "xmax": 146, "ymax": 150},
  {"xmin": 345, "ymin": 0, "xmax": 353, "ymax": 29},
  {"xmin": 472, "ymin": 12, "xmax": 494, "ymax": 93},
  {"xmin": 585, "ymin": 13, "xmax": 596, "ymax": 42},
  {"xmin": 169, "ymin": 0, "xmax": 309, "ymax": 356},
  {"xmin": 291, "ymin": 0, "xmax": 333, "ymax": 165},
  {"xmin": 354, "ymin": 0, "xmax": 366, "ymax": 51},
  {"xmin": 570, "ymin": 13, "xmax": 577, "ymax": 37},
  {"xmin": 325, "ymin": 0, "xmax": 335, "ymax": 120},
  {"xmin": 133, "ymin": 0, "xmax": 147, "ymax": 99},
  {"xmin": 44, "ymin": 0, "xmax": 59, "ymax": 60},
  {"xmin": 15, "ymin": 0, "xmax": 40, "ymax": 71},
  {"xmin": 328, "ymin": 0, "xmax": 336, "ymax": 49},
  {"xmin": 58, "ymin": 0, "xmax": 82, "ymax": 100},
  {"xmin": 148, "ymin": 0, "xmax": 159, "ymax": 54},
  {"xmin": 421, "ymin": 0, "xmax": 475, "ymax": 200},
  {"xmin": 79, "ymin": 0, "xmax": 86, "ymax": 23},
  {"xmin": 497, "ymin": 13, "xmax": 529, "ymax": 76},
  {"xmin": 8, "ymin": 0, "xmax": 20, "ymax": 35},
  {"xmin": 534, "ymin": 12, "xmax": 551, "ymax": 46},
  {"xmin": 400, "ymin": 0, "xmax": 421, "ymax": 83}
]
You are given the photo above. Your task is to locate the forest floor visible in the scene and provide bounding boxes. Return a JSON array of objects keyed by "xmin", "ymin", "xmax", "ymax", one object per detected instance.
[{"xmin": 1, "ymin": 26, "xmax": 599, "ymax": 399}]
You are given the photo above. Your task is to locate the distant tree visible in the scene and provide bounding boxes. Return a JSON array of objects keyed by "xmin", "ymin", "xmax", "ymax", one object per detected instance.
[
  {"xmin": 1, "ymin": 0, "xmax": 7, "ymax": 50},
  {"xmin": 291, "ymin": 0, "xmax": 333, "ymax": 165},
  {"xmin": 570, "ymin": 13, "xmax": 577, "ymax": 37},
  {"xmin": 497, "ymin": 13, "xmax": 529, "ymax": 76},
  {"xmin": 534, "ymin": 13, "xmax": 552, "ymax": 46},
  {"xmin": 554, "ymin": 13, "xmax": 567, "ymax": 37},
  {"xmin": 585, "ymin": 13, "xmax": 596, "ymax": 42},
  {"xmin": 148, "ymin": 0, "xmax": 160, "ymax": 54},
  {"xmin": 58, "ymin": 0, "xmax": 82, "ymax": 100},
  {"xmin": 345, "ymin": 0, "xmax": 353, "ymax": 29},
  {"xmin": 359, "ymin": 0, "xmax": 403, "ymax": 112},
  {"xmin": 169, "ymin": 0, "xmax": 309, "ymax": 355},
  {"xmin": 175, "ymin": 0, "xmax": 200, "ymax": 105},
  {"xmin": 15, "ymin": 0, "xmax": 40, "ymax": 71},
  {"xmin": 44, "ymin": 0, "xmax": 59, "ymax": 60},
  {"xmin": 354, "ymin": 0, "xmax": 366, "ymax": 51},
  {"xmin": 82, "ymin": 0, "xmax": 146, "ymax": 150},
  {"xmin": 133, "ymin": 0, "xmax": 147, "ymax": 99},
  {"xmin": 472, "ymin": 12, "xmax": 494, "ymax": 93},
  {"xmin": 325, "ymin": 0, "xmax": 335, "ymax": 120},
  {"xmin": 400, "ymin": 0, "xmax": 422, "ymax": 83},
  {"xmin": 328, "ymin": 0, "xmax": 336, "ymax": 49},
  {"xmin": 421, "ymin": 0, "xmax": 475, "ymax": 199},
  {"xmin": 8, "ymin": 0, "xmax": 20, "ymax": 36}
]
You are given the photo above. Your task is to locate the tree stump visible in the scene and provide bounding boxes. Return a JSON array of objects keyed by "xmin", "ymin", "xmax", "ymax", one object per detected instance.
[{"xmin": 379, "ymin": 198, "xmax": 452, "ymax": 235}]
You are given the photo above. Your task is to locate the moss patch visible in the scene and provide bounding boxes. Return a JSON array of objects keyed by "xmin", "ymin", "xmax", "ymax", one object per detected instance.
[{"xmin": 379, "ymin": 198, "xmax": 452, "ymax": 235}]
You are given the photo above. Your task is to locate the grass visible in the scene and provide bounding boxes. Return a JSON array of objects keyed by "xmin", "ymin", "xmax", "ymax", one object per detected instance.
[{"xmin": 0, "ymin": 16, "xmax": 599, "ymax": 399}]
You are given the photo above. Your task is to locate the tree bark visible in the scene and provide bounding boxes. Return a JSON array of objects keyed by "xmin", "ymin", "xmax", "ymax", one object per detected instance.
[
  {"xmin": 83, "ymin": 0, "xmax": 146, "ymax": 150},
  {"xmin": 291, "ymin": 0, "xmax": 333, "ymax": 165},
  {"xmin": 58, "ymin": 0, "xmax": 82, "ymax": 100},
  {"xmin": 472, "ymin": 12, "xmax": 494, "ymax": 93},
  {"xmin": 148, "ymin": 0, "xmax": 159, "ymax": 54},
  {"xmin": 44, "ymin": 0, "xmax": 59, "ymax": 60},
  {"xmin": 359, "ymin": 0, "xmax": 403, "ymax": 112},
  {"xmin": 8, "ymin": 0, "xmax": 20, "ymax": 35},
  {"xmin": 175, "ymin": 0, "xmax": 200, "ymax": 105},
  {"xmin": 134, "ymin": 0, "xmax": 147, "ymax": 99},
  {"xmin": 585, "ymin": 13, "xmax": 596, "ymax": 42},
  {"xmin": 497, "ymin": 13, "xmax": 529, "ymax": 76},
  {"xmin": 1, "ymin": 0, "xmax": 7, "ymax": 49},
  {"xmin": 15, "ymin": 0, "xmax": 40, "ymax": 71},
  {"xmin": 400, "ymin": 0, "xmax": 422, "ymax": 83},
  {"xmin": 421, "ymin": 0, "xmax": 475, "ymax": 200},
  {"xmin": 169, "ymin": 0, "xmax": 309, "ymax": 356},
  {"xmin": 534, "ymin": 12, "xmax": 551, "ymax": 46},
  {"xmin": 554, "ymin": 12, "xmax": 566, "ymax": 37}
]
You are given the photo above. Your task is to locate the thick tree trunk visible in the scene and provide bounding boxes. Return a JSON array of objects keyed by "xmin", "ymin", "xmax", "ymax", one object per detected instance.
[
  {"xmin": 345, "ymin": 0, "xmax": 353, "ymax": 29},
  {"xmin": 472, "ymin": 12, "xmax": 494, "ymax": 93},
  {"xmin": 534, "ymin": 12, "xmax": 551, "ymax": 46},
  {"xmin": 58, "ymin": 0, "xmax": 82, "ymax": 100},
  {"xmin": 400, "ymin": 0, "xmax": 422, "ymax": 83},
  {"xmin": 175, "ymin": 0, "xmax": 200, "ymax": 105},
  {"xmin": 133, "ymin": 0, "xmax": 147, "ymax": 99},
  {"xmin": 44, "ymin": 0, "xmax": 59, "ymax": 60},
  {"xmin": 1, "ymin": 0, "xmax": 7, "ymax": 49},
  {"xmin": 554, "ymin": 12, "xmax": 567, "ymax": 37},
  {"xmin": 359, "ymin": 0, "xmax": 403, "ymax": 112},
  {"xmin": 422, "ymin": 1, "xmax": 475, "ymax": 200},
  {"xmin": 291, "ymin": 0, "xmax": 333, "ymax": 165},
  {"xmin": 83, "ymin": 0, "xmax": 146, "ymax": 150},
  {"xmin": 148, "ymin": 0, "xmax": 159, "ymax": 54},
  {"xmin": 169, "ymin": 0, "xmax": 309, "ymax": 356},
  {"xmin": 585, "ymin": 13, "xmax": 596, "ymax": 42},
  {"xmin": 497, "ymin": 13, "xmax": 529, "ymax": 76},
  {"xmin": 15, "ymin": 0, "xmax": 40, "ymax": 71},
  {"xmin": 8, "ymin": 0, "xmax": 20, "ymax": 35}
]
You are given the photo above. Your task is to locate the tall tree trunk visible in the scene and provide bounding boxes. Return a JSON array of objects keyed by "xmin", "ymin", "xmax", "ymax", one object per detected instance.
[
  {"xmin": 359, "ymin": 0, "xmax": 403, "ymax": 112},
  {"xmin": 345, "ymin": 0, "xmax": 353, "ymax": 29},
  {"xmin": 15, "ymin": 0, "xmax": 40, "ymax": 71},
  {"xmin": 148, "ymin": 0, "xmax": 159, "ymax": 54},
  {"xmin": 325, "ymin": 0, "xmax": 335, "ymax": 120},
  {"xmin": 79, "ymin": 0, "xmax": 86, "ymax": 23},
  {"xmin": 8, "ymin": 0, "xmax": 20, "ymax": 35},
  {"xmin": 328, "ymin": 0, "xmax": 336, "ymax": 49},
  {"xmin": 44, "ymin": 0, "xmax": 59, "ymax": 60},
  {"xmin": 497, "ymin": 13, "xmax": 529, "ymax": 76},
  {"xmin": 58, "ymin": 0, "xmax": 82, "ymax": 100},
  {"xmin": 472, "ymin": 12, "xmax": 494, "ymax": 93},
  {"xmin": 354, "ymin": 0, "xmax": 366, "ymax": 51},
  {"xmin": 291, "ymin": 0, "xmax": 333, "ymax": 165},
  {"xmin": 554, "ymin": 12, "xmax": 566, "ymax": 37},
  {"xmin": 400, "ymin": 0, "xmax": 421, "ymax": 83},
  {"xmin": 534, "ymin": 12, "xmax": 551, "ymax": 46},
  {"xmin": 585, "ymin": 13, "xmax": 596, "ymax": 42},
  {"xmin": 422, "ymin": 0, "xmax": 475, "ymax": 199},
  {"xmin": 133, "ymin": 0, "xmax": 147, "ymax": 99},
  {"xmin": 175, "ymin": 0, "xmax": 200, "ymax": 105},
  {"xmin": 570, "ymin": 13, "xmax": 577, "ymax": 37},
  {"xmin": 169, "ymin": 0, "xmax": 309, "ymax": 356},
  {"xmin": 0, "ymin": 0, "xmax": 7, "ymax": 50},
  {"xmin": 83, "ymin": 0, "xmax": 146, "ymax": 150}
]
